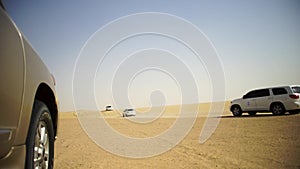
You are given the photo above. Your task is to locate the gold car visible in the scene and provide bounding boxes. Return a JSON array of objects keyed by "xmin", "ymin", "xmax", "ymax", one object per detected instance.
[{"xmin": 0, "ymin": 3, "xmax": 58, "ymax": 169}]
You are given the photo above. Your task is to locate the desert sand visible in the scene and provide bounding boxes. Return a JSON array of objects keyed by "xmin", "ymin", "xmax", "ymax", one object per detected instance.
[{"xmin": 54, "ymin": 103, "xmax": 300, "ymax": 169}]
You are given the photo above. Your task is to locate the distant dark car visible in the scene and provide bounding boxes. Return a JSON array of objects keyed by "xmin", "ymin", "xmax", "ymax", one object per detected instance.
[{"xmin": 0, "ymin": 3, "xmax": 58, "ymax": 169}]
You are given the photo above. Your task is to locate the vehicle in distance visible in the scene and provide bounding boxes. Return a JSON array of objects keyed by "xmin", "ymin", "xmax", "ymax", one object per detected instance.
[
  {"xmin": 105, "ymin": 105, "xmax": 113, "ymax": 111},
  {"xmin": 0, "ymin": 3, "xmax": 58, "ymax": 169},
  {"xmin": 123, "ymin": 109, "xmax": 136, "ymax": 117},
  {"xmin": 230, "ymin": 85, "xmax": 300, "ymax": 116}
]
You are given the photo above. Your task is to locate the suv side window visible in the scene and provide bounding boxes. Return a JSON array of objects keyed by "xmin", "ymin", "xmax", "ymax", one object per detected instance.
[
  {"xmin": 243, "ymin": 90, "xmax": 256, "ymax": 99},
  {"xmin": 244, "ymin": 89, "xmax": 270, "ymax": 99},
  {"xmin": 255, "ymin": 89, "xmax": 270, "ymax": 97},
  {"xmin": 272, "ymin": 88, "xmax": 287, "ymax": 95}
]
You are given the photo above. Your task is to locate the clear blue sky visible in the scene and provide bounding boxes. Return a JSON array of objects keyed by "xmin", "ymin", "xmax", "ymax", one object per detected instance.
[{"xmin": 3, "ymin": 0, "xmax": 300, "ymax": 112}]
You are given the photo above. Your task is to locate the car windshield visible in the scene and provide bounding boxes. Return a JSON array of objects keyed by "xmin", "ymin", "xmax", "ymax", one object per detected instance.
[
  {"xmin": 292, "ymin": 87, "xmax": 300, "ymax": 93},
  {"xmin": 127, "ymin": 109, "xmax": 134, "ymax": 111}
]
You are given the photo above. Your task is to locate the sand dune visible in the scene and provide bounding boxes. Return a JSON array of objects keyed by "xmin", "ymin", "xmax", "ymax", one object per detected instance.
[{"xmin": 55, "ymin": 102, "xmax": 300, "ymax": 168}]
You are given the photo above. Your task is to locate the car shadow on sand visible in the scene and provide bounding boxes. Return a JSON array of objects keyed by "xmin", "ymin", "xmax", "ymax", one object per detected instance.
[{"xmin": 218, "ymin": 113, "xmax": 299, "ymax": 119}]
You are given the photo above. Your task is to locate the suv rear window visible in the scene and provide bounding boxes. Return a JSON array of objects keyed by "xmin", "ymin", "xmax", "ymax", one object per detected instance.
[
  {"xmin": 272, "ymin": 88, "xmax": 287, "ymax": 95},
  {"xmin": 292, "ymin": 87, "xmax": 300, "ymax": 93}
]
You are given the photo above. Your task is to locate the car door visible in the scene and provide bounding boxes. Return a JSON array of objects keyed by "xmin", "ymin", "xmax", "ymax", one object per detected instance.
[
  {"xmin": 241, "ymin": 90, "xmax": 257, "ymax": 111},
  {"xmin": 254, "ymin": 89, "xmax": 272, "ymax": 111},
  {"xmin": 271, "ymin": 87, "xmax": 288, "ymax": 103},
  {"xmin": 0, "ymin": 8, "xmax": 24, "ymax": 158}
]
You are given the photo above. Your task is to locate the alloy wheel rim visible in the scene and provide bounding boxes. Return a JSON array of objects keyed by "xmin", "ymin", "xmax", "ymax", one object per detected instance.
[
  {"xmin": 274, "ymin": 105, "xmax": 282, "ymax": 115},
  {"xmin": 34, "ymin": 120, "xmax": 49, "ymax": 169},
  {"xmin": 233, "ymin": 107, "xmax": 240, "ymax": 115}
]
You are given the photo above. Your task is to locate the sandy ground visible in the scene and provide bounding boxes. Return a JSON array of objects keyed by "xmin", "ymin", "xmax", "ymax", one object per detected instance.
[{"xmin": 54, "ymin": 103, "xmax": 300, "ymax": 169}]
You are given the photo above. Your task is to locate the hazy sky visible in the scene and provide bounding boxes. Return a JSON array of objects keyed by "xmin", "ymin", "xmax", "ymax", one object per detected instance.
[{"xmin": 3, "ymin": 0, "xmax": 300, "ymax": 112}]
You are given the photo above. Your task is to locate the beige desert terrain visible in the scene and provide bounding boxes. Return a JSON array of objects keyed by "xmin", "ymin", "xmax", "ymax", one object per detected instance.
[{"xmin": 54, "ymin": 102, "xmax": 300, "ymax": 169}]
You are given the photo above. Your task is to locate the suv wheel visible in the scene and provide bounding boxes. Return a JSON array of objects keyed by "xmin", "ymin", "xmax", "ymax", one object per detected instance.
[
  {"xmin": 248, "ymin": 112, "xmax": 257, "ymax": 116},
  {"xmin": 271, "ymin": 103, "xmax": 285, "ymax": 115},
  {"xmin": 26, "ymin": 100, "xmax": 54, "ymax": 169},
  {"xmin": 231, "ymin": 105, "xmax": 242, "ymax": 116}
]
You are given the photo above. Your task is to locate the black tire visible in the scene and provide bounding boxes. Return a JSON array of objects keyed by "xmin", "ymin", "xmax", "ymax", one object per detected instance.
[
  {"xmin": 248, "ymin": 112, "xmax": 257, "ymax": 116},
  {"xmin": 26, "ymin": 100, "xmax": 54, "ymax": 169},
  {"xmin": 231, "ymin": 105, "xmax": 242, "ymax": 116},
  {"xmin": 271, "ymin": 103, "xmax": 285, "ymax": 115}
]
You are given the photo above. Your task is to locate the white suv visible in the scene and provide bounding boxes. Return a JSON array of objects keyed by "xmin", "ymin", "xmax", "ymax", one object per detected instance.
[
  {"xmin": 123, "ymin": 109, "xmax": 136, "ymax": 117},
  {"xmin": 230, "ymin": 85, "xmax": 300, "ymax": 116}
]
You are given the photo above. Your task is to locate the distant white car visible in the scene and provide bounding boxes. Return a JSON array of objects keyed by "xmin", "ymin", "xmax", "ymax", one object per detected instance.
[
  {"xmin": 105, "ymin": 105, "xmax": 113, "ymax": 111},
  {"xmin": 123, "ymin": 109, "xmax": 136, "ymax": 117},
  {"xmin": 230, "ymin": 85, "xmax": 300, "ymax": 116}
]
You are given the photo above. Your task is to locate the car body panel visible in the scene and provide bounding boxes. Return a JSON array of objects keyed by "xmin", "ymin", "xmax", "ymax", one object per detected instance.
[
  {"xmin": 0, "ymin": 145, "xmax": 25, "ymax": 168},
  {"xmin": 0, "ymin": 5, "xmax": 24, "ymax": 159},
  {"xmin": 14, "ymin": 39, "xmax": 57, "ymax": 145},
  {"xmin": 0, "ymin": 4, "xmax": 58, "ymax": 168},
  {"xmin": 255, "ymin": 95, "xmax": 272, "ymax": 110},
  {"xmin": 240, "ymin": 98, "xmax": 257, "ymax": 111}
]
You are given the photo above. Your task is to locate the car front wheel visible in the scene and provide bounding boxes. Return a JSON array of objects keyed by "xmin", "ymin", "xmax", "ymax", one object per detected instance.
[
  {"xmin": 231, "ymin": 105, "xmax": 242, "ymax": 116},
  {"xmin": 26, "ymin": 100, "xmax": 54, "ymax": 169},
  {"xmin": 271, "ymin": 103, "xmax": 285, "ymax": 115}
]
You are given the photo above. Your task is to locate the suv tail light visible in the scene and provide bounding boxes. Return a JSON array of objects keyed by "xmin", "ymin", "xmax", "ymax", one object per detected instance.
[{"xmin": 289, "ymin": 94, "xmax": 299, "ymax": 99}]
